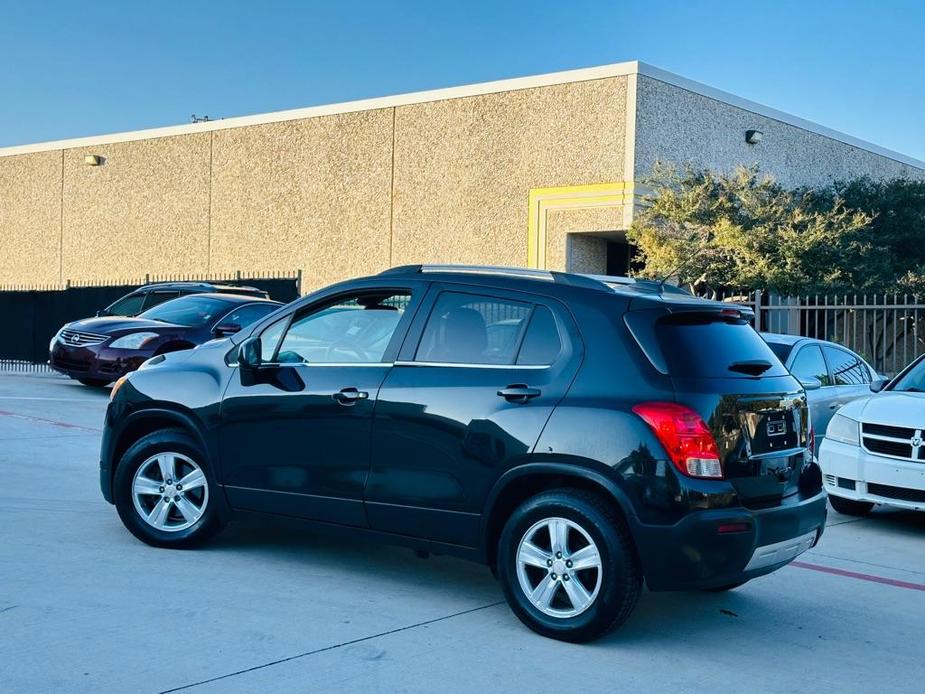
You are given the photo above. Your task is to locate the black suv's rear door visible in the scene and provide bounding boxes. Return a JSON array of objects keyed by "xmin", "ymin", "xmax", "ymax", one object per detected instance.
[
  {"xmin": 365, "ymin": 284, "xmax": 582, "ymax": 547},
  {"xmin": 628, "ymin": 307, "xmax": 813, "ymax": 507}
]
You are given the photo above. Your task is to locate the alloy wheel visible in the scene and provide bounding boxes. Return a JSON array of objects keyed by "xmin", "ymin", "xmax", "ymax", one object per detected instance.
[
  {"xmin": 515, "ymin": 516, "xmax": 603, "ymax": 618},
  {"xmin": 131, "ymin": 452, "xmax": 209, "ymax": 532}
]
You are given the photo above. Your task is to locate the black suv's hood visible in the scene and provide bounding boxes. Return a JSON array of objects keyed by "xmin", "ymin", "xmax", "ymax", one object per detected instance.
[{"xmin": 64, "ymin": 316, "xmax": 186, "ymax": 336}]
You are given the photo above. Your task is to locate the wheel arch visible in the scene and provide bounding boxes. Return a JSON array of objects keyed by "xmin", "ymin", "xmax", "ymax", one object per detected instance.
[
  {"xmin": 480, "ymin": 461, "xmax": 641, "ymax": 570},
  {"xmin": 109, "ymin": 406, "xmax": 212, "ymax": 481}
]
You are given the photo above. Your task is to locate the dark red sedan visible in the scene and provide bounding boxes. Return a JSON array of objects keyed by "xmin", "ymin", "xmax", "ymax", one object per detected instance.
[{"xmin": 50, "ymin": 293, "xmax": 282, "ymax": 386}]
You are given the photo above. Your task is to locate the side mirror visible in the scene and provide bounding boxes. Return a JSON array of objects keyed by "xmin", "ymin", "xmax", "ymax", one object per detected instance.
[
  {"xmin": 214, "ymin": 322, "xmax": 242, "ymax": 337},
  {"xmin": 237, "ymin": 336, "xmax": 262, "ymax": 371},
  {"xmin": 870, "ymin": 377, "xmax": 890, "ymax": 393},
  {"xmin": 798, "ymin": 376, "xmax": 822, "ymax": 391},
  {"xmin": 96, "ymin": 309, "xmax": 107, "ymax": 317}
]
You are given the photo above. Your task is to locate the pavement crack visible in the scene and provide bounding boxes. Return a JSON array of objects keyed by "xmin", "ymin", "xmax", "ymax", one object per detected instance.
[{"xmin": 157, "ymin": 600, "xmax": 506, "ymax": 693}]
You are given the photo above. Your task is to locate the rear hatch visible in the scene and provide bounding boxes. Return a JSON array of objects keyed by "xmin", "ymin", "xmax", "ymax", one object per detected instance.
[{"xmin": 626, "ymin": 303, "xmax": 811, "ymax": 508}]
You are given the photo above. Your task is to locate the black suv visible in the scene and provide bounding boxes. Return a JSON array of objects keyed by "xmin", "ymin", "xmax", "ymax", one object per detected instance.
[
  {"xmin": 100, "ymin": 265, "xmax": 826, "ymax": 642},
  {"xmin": 98, "ymin": 282, "xmax": 269, "ymax": 317}
]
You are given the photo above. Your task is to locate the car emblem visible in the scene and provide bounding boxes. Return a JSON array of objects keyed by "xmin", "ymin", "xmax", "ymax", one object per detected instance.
[
  {"xmin": 912, "ymin": 435, "xmax": 924, "ymax": 448},
  {"xmin": 69, "ymin": 334, "xmax": 79, "ymax": 344}
]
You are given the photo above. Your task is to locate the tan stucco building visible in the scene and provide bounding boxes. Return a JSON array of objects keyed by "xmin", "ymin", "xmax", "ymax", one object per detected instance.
[{"xmin": 2, "ymin": 60, "xmax": 923, "ymax": 291}]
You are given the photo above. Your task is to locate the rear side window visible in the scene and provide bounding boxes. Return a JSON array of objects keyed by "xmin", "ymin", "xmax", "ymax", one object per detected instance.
[
  {"xmin": 416, "ymin": 292, "xmax": 532, "ymax": 365},
  {"xmin": 823, "ymin": 346, "xmax": 871, "ymax": 385},
  {"xmin": 517, "ymin": 306, "xmax": 562, "ymax": 365},
  {"xmin": 142, "ymin": 291, "xmax": 180, "ymax": 310},
  {"xmin": 654, "ymin": 315, "xmax": 788, "ymax": 378},
  {"xmin": 107, "ymin": 293, "xmax": 145, "ymax": 316}
]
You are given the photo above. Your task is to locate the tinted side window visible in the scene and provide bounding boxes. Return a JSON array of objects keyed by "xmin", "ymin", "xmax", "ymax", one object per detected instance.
[
  {"xmin": 142, "ymin": 291, "xmax": 180, "ymax": 310},
  {"xmin": 219, "ymin": 304, "xmax": 277, "ymax": 329},
  {"xmin": 276, "ymin": 291, "xmax": 410, "ymax": 364},
  {"xmin": 823, "ymin": 346, "xmax": 870, "ymax": 386},
  {"xmin": 107, "ymin": 293, "xmax": 146, "ymax": 316},
  {"xmin": 790, "ymin": 345, "xmax": 831, "ymax": 386},
  {"xmin": 416, "ymin": 292, "xmax": 532, "ymax": 365},
  {"xmin": 517, "ymin": 306, "xmax": 562, "ymax": 365}
]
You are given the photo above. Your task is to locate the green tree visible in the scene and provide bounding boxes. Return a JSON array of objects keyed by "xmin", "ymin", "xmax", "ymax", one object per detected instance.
[
  {"xmin": 830, "ymin": 177, "xmax": 925, "ymax": 293},
  {"xmin": 627, "ymin": 165, "xmax": 871, "ymax": 295}
]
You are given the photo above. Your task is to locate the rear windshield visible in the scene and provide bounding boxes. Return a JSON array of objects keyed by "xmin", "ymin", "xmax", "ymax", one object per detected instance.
[
  {"xmin": 655, "ymin": 316, "xmax": 789, "ymax": 379},
  {"xmin": 765, "ymin": 341, "xmax": 792, "ymax": 362}
]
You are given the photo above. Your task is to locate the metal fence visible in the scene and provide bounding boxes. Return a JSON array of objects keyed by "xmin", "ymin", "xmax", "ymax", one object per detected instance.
[
  {"xmin": 2, "ymin": 271, "xmax": 302, "ymax": 372},
  {"xmin": 711, "ymin": 290, "xmax": 925, "ymax": 376}
]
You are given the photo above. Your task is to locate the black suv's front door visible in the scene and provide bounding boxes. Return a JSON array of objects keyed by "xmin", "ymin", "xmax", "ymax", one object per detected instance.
[
  {"xmin": 365, "ymin": 285, "xmax": 582, "ymax": 546},
  {"xmin": 218, "ymin": 285, "xmax": 422, "ymax": 526}
]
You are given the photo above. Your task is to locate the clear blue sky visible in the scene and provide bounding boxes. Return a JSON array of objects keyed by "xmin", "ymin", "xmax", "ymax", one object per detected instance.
[{"xmin": 2, "ymin": 0, "xmax": 924, "ymax": 160}]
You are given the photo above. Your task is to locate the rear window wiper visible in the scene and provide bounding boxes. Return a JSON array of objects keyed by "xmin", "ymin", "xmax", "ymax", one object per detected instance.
[{"xmin": 728, "ymin": 360, "xmax": 773, "ymax": 376}]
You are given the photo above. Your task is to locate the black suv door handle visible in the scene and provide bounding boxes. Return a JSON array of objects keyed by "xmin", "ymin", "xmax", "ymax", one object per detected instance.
[
  {"xmin": 333, "ymin": 387, "xmax": 369, "ymax": 405},
  {"xmin": 497, "ymin": 384, "xmax": 541, "ymax": 403}
]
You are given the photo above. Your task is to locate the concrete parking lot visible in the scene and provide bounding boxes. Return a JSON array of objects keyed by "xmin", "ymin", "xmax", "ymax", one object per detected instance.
[{"xmin": 1, "ymin": 372, "xmax": 923, "ymax": 694}]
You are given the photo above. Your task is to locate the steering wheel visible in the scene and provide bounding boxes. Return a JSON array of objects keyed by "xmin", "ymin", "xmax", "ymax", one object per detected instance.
[{"xmin": 324, "ymin": 339, "xmax": 372, "ymax": 362}]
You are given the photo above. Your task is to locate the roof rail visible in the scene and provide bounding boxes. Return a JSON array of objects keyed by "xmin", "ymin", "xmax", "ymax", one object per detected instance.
[{"xmin": 378, "ymin": 264, "xmax": 610, "ymax": 290}]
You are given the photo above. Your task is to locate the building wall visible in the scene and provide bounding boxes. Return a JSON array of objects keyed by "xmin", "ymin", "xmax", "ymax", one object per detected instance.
[
  {"xmin": 633, "ymin": 75, "xmax": 925, "ymax": 187},
  {"xmin": 391, "ymin": 77, "xmax": 627, "ymax": 271},
  {"xmin": 0, "ymin": 77, "xmax": 628, "ymax": 288},
  {"xmin": 0, "ymin": 151, "xmax": 63, "ymax": 285},
  {"xmin": 61, "ymin": 134, "xmax": 212, "ymax": 281},
  {"xmin": 209, "ymin": 109, "xmax": 394, "ymax": 291}
]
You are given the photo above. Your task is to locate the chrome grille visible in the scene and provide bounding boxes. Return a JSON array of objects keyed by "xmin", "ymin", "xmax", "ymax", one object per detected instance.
[
  {"xmin": 861, "ymin": 423, "xmax": 925, "ymax": 462},
  {"xmin": 59, "ymin": 329, "xmax": 108, "ymax": 346}
]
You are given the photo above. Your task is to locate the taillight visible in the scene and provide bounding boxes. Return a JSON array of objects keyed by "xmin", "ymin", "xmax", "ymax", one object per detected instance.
[{"xmin": 632, "ymin": 402, "xmax": 723, "ymax": 479}]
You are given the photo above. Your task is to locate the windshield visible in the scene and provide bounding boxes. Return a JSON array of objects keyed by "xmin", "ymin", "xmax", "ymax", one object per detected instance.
[
  {"xmin": 891, "ymin": 357, "xmax": 925, "ymax": 392},
  {"xmin": 138, "ymin": 296, "xmax": 234, "ymax": 327}
]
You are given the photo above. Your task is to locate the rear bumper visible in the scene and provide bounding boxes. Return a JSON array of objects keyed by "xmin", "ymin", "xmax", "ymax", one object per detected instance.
[
  {"xmin": 820, "ymin": 438, "xmax": 925, "ymax": 511},
  {"xmin": 50, "ymin": 342, "xmax": 149, "ymax": 382},
  {"xmin": 635, "ymin": 490, "xmax": 827, "ymax": 591}
]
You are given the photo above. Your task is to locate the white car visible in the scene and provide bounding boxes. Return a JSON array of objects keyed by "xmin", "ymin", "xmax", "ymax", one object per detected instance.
[{"xmin": 819, "ymin": 354, "xmax": 925, "ymax": 515}]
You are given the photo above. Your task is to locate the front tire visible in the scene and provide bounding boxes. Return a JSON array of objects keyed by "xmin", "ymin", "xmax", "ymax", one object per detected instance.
[
  {"xmin": 829, "ymin": 495, "xmax": 875, "ymax": 516},
  {"xmin": 497, "ymin": 489, "xmax": 642, "ymax": 643},
  {"xmin": 113, "ymin": 428, "xmax": 226, "ymax": 548}
]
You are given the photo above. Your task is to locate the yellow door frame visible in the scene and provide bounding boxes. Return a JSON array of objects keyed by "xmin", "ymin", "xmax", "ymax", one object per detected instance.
[{"xmin": 527, "ymin": 182, "xmax": 634, "ymax": 269}]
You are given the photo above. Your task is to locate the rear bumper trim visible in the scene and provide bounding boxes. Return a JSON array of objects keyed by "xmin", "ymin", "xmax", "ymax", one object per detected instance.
[{"xmin": 743, "ymin": 529, "xmax": 817, "ymax": 572}]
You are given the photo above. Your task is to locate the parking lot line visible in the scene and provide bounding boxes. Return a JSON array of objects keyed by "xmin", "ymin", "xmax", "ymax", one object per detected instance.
[
  {"xmin": 791, "ymin": 560, "xmax": 925, "ymax": 592},
  {"xmin": 0, "ymin": 409, "xmax": 102, "ymax": 432}
]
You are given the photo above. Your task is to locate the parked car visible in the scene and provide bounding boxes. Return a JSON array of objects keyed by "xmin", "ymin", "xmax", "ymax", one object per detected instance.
[
  {"xmin": 819, "ymin": 353, "xmax": 925, "ymax": 515},
  {"xmin": 99, "ymin": 265, "xmax": 826, "ymax": 642},
  {"xmin": 761, "ymin": 334, "xmax": 886, "ymax": 437},
  {"xmin": 97, "ymin": 282, "xmax": 269, "ymax": 318},
  {"xmin": 50, "ymin": 293, "xmax": 281, "ymax": 386}
]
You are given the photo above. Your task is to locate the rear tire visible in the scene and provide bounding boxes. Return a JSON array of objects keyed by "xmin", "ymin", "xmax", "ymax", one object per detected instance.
[
  {"xmin": 497, "ymin": 489, "xmax": 642, "ymax": 643},
  {"xmin": 113, "ymin": 428, "xmax": 226, "ymax": 548},
  {"xmin": 829, "ymin": 495, "xmax": 874, "ymax": 516},
  {"xmin": 77, "ymin": 377, "xmax": 110, "ymax": 387}
]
